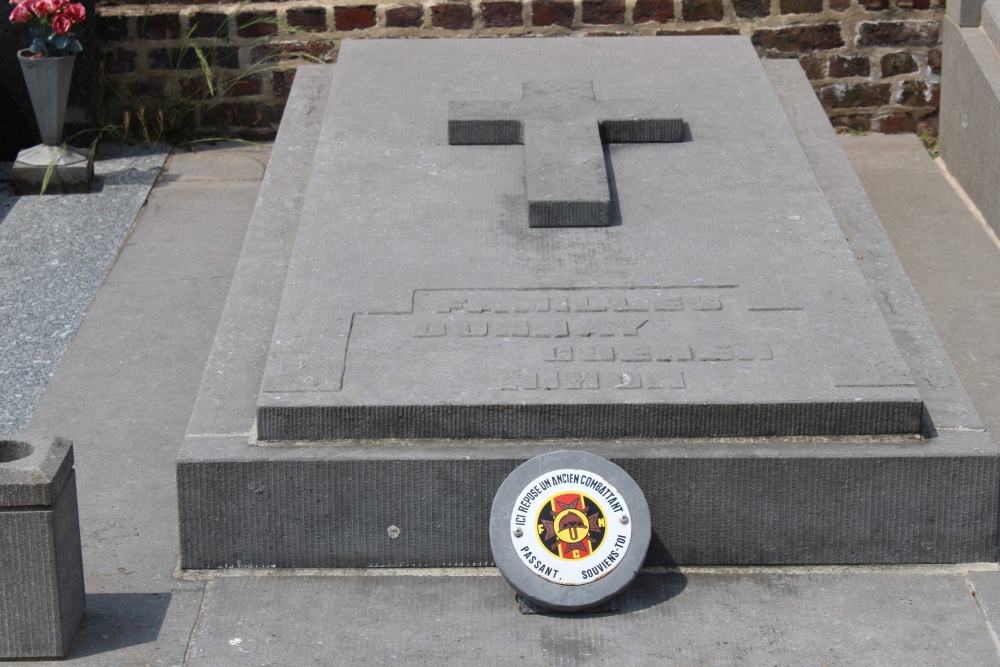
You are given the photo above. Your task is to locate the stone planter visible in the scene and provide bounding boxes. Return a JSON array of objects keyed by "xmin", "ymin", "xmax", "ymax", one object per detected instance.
[
  {"xmin": 0, "ymin": 436, "xmax": 85, "ymax": 659},
  {"xmin": 17, "ymin": 50, "xmax": 76, "ymax": 147}
]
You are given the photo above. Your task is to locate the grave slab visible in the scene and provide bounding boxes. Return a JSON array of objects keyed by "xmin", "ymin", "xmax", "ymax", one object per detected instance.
[
  {"xmin": 177, "ymin": 42, "xmax": 1000, "ymax": 568},
  {"xmin": 257, "ymin": 37, "xmax": 921, "ymax": 442}
]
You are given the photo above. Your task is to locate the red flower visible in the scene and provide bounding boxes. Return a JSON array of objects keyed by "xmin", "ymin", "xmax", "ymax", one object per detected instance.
[
  {"xmin": 30, "ymin": 0, "xmax": 55, "ymax": 19},
  {"xmin": 51, "ymin": 12, "xmax": 71, "ymax": 33},
  {"xmin": 9, "ymin": 2, "xmax": 31, "ymax": 23},
  {"xmin": 62, "ymin": 2, "xmax": 84, "ymax": 22}
]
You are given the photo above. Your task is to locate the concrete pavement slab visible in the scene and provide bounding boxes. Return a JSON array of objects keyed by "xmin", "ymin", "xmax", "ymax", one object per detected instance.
[
  {"xmin": 158, "ymin": 144, "xmax": 270, "ymax": 184},
  {"xmin": 108, "ymin": 182, "xmax": 262, "ymax": 283},
  {"xmin": 189, "ymin": 571, "xmax": 999, "ymax": 665},
  {"xmin": 27, "ymin": 278, "xmax": 238, "ymax": 591},
  {"xmin": 842, "ymin": 134, "xmax": 1000, "ymax": 439},
  {"xmin": 5, "ymin": 143, "xmax": 267, "ymax": 664}
]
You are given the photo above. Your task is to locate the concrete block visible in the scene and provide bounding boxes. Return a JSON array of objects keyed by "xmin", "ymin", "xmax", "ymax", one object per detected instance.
[
  {"xmin": 0, "ymin": 436, "xmax": 84, "ymax": 659},
  {"xmin": 177, "ymin": 40, "xmax": 1000, "ymax": 568},
  {"xmin": 178, "ymin": 436, "xmax": 998, "ymax": 568}
]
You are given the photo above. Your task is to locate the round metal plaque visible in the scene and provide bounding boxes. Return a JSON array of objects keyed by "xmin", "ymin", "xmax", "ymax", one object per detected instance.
[{"xmin": 490, "ymin": 450, "xmax": 650, "ymax": 612}]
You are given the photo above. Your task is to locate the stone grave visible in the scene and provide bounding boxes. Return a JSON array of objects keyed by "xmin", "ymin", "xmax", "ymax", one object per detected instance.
[{"xmin": 178, "ymin": 37, "xmax": 1000, "ymax": 569}]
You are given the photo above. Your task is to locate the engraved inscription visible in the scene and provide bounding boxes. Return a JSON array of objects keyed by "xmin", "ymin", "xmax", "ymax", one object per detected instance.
[
  {"xmin": 501, "ymin": 370, "xmax": 685, "ymax": 391},
  {"xmin": 413, "ymin": 319, "xmax": 647, "ymax": 338},
  {"xmin": 542, "ymin": 343, "xmax": 773, "ymax": 363},
  {"xmin": 340, "ymin": 287, "xmax": 810, "ymax": 399},
  {"xmin": 404, "ymin": 288, "xmax": 778, "ymax": 393},
  {"xmin": 432, "ymin": 294, "xmax": 722, "ymax": 314}
]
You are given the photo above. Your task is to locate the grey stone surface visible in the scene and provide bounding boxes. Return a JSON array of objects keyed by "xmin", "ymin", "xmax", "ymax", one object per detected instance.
[
  {"xmin": 0, "ymin": 436, "xmax": 84, "ymax": 659},
  {"xmin": 258, "ymin": 37, "xmax": 919, "ymax": 442},
  {"xmin": 188, "ymin": 573, "xmax": 999, "ymax": 666},
  {"xmin": 449, "ymin": 79, "xmax": 683, "ymax": 227},
  {"xmin": 0, "ymin": 144, "xmax": 167, "ymax": 434},
  {"xmin": 767, "ymin": 60, "xmax": 987, "ymax": 434},
  {"xmin": 177, "ymin": 41, "xmax": 999, "ymax": 569},
  {"xmin": 489, "ymin": 450, "xmax": 651, "ymax": 611},
  {"xmin": 184, "ymin": 69, "xmax": 329, "ymax": 439},
  {"xmin": 941, "ymin": 12, "xmax": 1000, "ymax": 237}
]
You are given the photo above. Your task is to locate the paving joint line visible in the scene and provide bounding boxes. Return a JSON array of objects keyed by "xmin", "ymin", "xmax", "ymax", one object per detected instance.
[
  {"xmin": 964, "ymin": 572, "xmax": 1000, "ymax": 657},
  {"xmin": 174, "ymin": 563, "xmax": 1000, "ymax": 581},
  {"xmin": 182, "ymin": 576, "xmax": 215, "ymax": 667}
]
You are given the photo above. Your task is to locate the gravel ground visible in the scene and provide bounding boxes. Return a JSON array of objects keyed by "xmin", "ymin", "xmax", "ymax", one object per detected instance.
[{"xmin": 0, "ymin": 144, "xmax": 167, "ymax": 433}]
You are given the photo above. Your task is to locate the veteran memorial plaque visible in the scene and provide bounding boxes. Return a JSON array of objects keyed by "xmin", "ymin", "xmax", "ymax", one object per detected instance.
[
  {"xmin": 177, "ymin": 37, "xmax": 1000, "ymax": 570},
  {"xmin": 490, "ymin": 451, "xmax": 650, "ymax": 612}
]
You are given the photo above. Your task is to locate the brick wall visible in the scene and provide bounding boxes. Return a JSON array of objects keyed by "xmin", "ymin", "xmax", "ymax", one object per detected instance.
[{"xmin": 96, "ymin": 0, "xmax": 943, "ymax": 140}]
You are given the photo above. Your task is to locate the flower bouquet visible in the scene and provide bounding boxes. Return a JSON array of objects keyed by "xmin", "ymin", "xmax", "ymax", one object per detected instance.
[{"xmin": 8, "ymin": 0, "xmax": 86, "ymax": 58}]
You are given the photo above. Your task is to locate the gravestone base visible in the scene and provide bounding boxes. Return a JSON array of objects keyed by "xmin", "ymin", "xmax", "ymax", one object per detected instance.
[
  {"xmin": 12, "ymin": 144, "xmax": 93, "ymax": 195},
  {"xmin": 177, "ymin": 42, "xmax": 1000, "ymax": 570},
  {"xmin": 0, "ymin": 436, "xmax": 85, "ymax": 659}
]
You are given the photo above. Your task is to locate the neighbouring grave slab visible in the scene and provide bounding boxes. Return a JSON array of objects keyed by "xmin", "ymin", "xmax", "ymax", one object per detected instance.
[
  {"xmin": 257, "ymin": 37, "xmax": 921, "ymax": 442},
  {"xmin": 941, "ymin": 0, "xmax": 1000, "ymax": 237},
  {"xmin": 0, "ymin": 436, "xmax": 84, "ymax": 659},
  {"xmin": 177, "ymin": 45, "xmax": 1000, "ymax": 569}
]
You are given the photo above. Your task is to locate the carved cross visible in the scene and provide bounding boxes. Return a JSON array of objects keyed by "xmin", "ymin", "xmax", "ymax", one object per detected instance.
[{"xmin": 449, "ymin": 80, "xmax": 683, "ymax": 228}]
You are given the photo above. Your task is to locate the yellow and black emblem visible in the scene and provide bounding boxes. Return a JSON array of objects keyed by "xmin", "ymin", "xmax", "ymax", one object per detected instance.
[{"xmin": 537, "ymin": 492, "xmax": 606, "ymax": 560}]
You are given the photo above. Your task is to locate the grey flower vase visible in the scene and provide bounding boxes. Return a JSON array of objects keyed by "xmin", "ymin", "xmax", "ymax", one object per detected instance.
[{"xmin": 18, "ymin": 50, "xmax": 76, "ymax": 146}]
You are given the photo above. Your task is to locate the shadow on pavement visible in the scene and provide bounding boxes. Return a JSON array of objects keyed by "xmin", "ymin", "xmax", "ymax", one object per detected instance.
[{"xmin": 67, "ymin": 592, "xmax": 173, "ymax": 659}]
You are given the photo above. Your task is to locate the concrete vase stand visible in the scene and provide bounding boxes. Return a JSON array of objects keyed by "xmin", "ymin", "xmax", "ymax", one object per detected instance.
[{"xmin": 0, "ymin": 436, "xmax": 85, "ymax": 659}]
